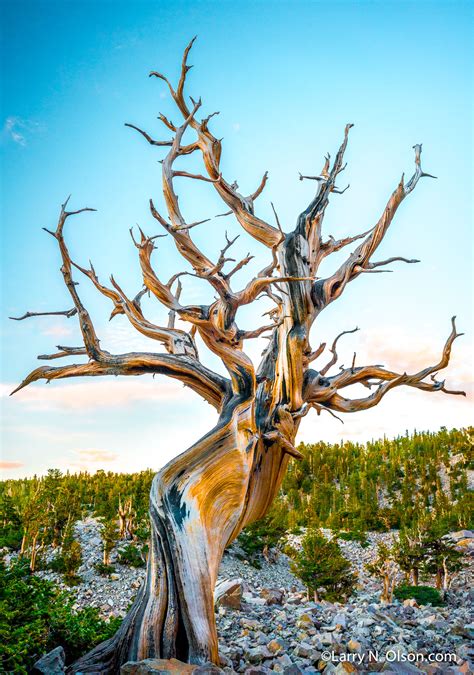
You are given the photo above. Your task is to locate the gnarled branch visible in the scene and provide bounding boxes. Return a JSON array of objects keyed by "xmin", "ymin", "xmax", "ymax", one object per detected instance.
[
  {"xmin": 11, "ymin": 351, "xmax": 230, "ymax": 409},
  {"xmin": 313, "ymin": 144, "xmax": 435, "ymax": 310},
  {"xmin": 304, "ymin": 317, "xmax": 465, "ymax": 413},
  {"xmin": 9, "ymin": 308, "xmax": 77, "ymax": 320},
  {"xmin": 149, "ymin": 38, "xmax": 281, "ymax": 248}
]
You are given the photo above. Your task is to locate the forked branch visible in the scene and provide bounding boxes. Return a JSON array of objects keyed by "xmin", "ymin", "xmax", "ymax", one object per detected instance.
[
  {"xmin": 11, "ymin": 352, "xmax": 229, "ymax": 408},
  {"xmin": 147, "ymin": 38, "xmax": 282, "ymax": 248},
  {"xmin": 313, "ymin": 144, "xmax": 435, "ymax": 310},
  {"xmin": 304, "ymin": 317, "xmax": 465, "ymax": 414}
]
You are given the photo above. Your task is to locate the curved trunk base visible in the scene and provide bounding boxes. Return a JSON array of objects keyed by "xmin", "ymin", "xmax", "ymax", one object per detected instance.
[{"xmin": 69, "ymin": 399, "xmax": 260, "ymax": 673}]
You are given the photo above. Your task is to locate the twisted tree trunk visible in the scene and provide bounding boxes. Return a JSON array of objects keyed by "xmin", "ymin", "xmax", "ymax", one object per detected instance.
[{"xmin": 70, "ymin": 399, "xmax": 287, "ymax": 670}]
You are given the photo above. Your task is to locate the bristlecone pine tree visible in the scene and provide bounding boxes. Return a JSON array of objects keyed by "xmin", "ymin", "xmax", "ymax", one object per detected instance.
[{"xmin": 11, "ymin": 39, "xmax": 465, "ymax": 672}]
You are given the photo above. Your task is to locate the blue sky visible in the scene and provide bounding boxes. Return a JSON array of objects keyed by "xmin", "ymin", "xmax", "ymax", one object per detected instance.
[{"xmin": 1, "ymin": 0, "xmax": 472, "ymax": 478}]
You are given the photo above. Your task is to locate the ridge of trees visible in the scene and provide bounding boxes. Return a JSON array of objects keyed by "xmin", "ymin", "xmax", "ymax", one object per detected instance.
[{"xmin": 1, "ymin": 427, "xmax": 471, "ymax": 575}]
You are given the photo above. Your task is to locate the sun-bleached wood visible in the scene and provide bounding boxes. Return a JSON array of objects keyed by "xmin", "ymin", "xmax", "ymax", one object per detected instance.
[{"xmin": 12, "ymin": 39, "xmax": 464, "ymax": 672}]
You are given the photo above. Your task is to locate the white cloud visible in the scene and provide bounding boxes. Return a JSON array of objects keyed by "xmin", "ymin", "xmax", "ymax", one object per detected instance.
[
  {"xmin": 3, "ymin": 116, "xmax": 44, "ymax": 147},
  {"xmin": 311, "ymin": 322, "xmax": 472, "ymax": 394},
  {"xmin": 57, "ymin": 448, "xmax": 120, "ymax": 473},
  {"xmin": 74, "ymin": 449, "xmax": 118, "ymax": 462},
  {"xmin": 1, "ymin": 377, "xmax": 196, "ymax": 411},
  {"xmin": 0, "ymin": 460, "xmax": 25, "ymax": 470},
  {"xmin": 41, "ymin": 323, "xmax": 75, "ymax": 338}
]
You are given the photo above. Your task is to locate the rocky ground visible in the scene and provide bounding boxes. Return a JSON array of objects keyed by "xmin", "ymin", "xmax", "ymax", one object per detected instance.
[{"xmin": 34, "ymin": 518, "xmax": 474, "ymax": 674}]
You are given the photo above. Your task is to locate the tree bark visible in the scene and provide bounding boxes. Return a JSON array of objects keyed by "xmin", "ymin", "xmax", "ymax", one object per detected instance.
[{"xmin": 70, "ymin": 391, "xmax": 270, "ymax": 671}]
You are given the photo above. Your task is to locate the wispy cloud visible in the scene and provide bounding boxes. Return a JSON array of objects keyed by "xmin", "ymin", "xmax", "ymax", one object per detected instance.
[
  {"xmin": 2, "ymin": 377, "xmax": 195, "ymax": 411},
  {"xmin": 358, "ymin": 329, "xmax": 472, "ymax": 395},
  {"xmin": 0, "ymin": 460, "xmax": 25, "ymax": 470},
  {"xmin": 311, "ymin": 324, "xmax": 472, "ymax": 395},
  {"xmin": 41, "ymin": 323, "xmax": 75, "ymax": 338},
  {"xmin": 68, "ymin": 448, "xmax": 119, "ymax": 472},
  {"xmin": 2, "ymin": 116, "xmax": 45, "ymax": 147},
  {"xmin": 75, "ymin": 449, "xmax": 117, "ymax": 462}
]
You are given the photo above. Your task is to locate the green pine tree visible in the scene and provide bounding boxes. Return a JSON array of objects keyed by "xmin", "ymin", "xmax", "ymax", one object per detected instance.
[{"xmin": 290, "ymin": 529, "xmax": 356, "ymax": 601}]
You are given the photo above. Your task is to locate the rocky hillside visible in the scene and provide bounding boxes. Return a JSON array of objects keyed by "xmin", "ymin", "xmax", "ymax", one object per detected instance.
[{"xmin": 31, "ymin": 517, "xmax": 474, "ymax": 674}]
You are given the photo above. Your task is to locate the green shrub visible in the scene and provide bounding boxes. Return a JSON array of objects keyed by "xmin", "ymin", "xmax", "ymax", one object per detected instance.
[
  {"xmin": 134, "ymin": 519, "xmax": 151, "ymax": 543},
  {"xmin": 48, "ymin": 553, "xmax": 67, "ymax": 573},
  {"xmin": 290, "ymin": 529, "xmax": 356, "ymax": 602},
  {"xmin": 0, "ymin": 527, "xmax": 23, "ymax": 550},
  {"xmin": 47, "ymin": 536, "xmax": 82, "ymax": 585},
  {"xmin": 0, "ymin": 558, "xmax": 121, "ymax": 673},
  {"xmin": 94, "ymin": 562, "xmax": 116, "ymax": 576},
  {"xmin": 237, "ymin": 512, "xmax": 287, "ymax": 558},
  {"xmin": 118, "ymin": 544, "xmax": 145, "ymax": 568},
  {"xmin": 394, "ymin": 584, "xmax": 444, "ymax": 606},
  {"xmin": 100, "ymin": 518, "xmax": 119, "ymax": 566}
]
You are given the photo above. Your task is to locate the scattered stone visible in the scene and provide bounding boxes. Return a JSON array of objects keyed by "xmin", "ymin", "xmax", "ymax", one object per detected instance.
[
  {"xmin": 240, "ymin": 617, "xmax": 261, "ymax": 630},
  {"xmin": 380, "ymin": 661, "xmax": 421, "ymax": 673},
  {"xmin": 334, "ymin": 663, "xmax": 358, "ymax": 674},
  {"xmin": 347, "ymin": 639, "xmax": 361, "ymax": 653},
  {"xmin": 121, "ymin": 658, "xmax": 197, "ymax": 673},
  {"xmin": 260, "ymin": 587, "xmax": 284, "ymax": 605},
  {"xmin": 293, "ymin": 641, "xmax": 312, "ymax": 658},
  {"xmin": 33, "ymin": 646, "xmax": 65, "ymax": 674},
  {"xmin": 267, "ymin": 638, "xmax": 284, "ymax": 654},
  {"xmin": 245, "ymin": 646, "xmax": 272, "ymax": 664},
  {"xmin": 215, "ymin": 579, "xmax": 243, "ymax": 610},
  {"xmin": 450, "ymin": 530, "xmax": 473, "ymax": 542},
  {"xmin": 333, "ymin": 612, "xmax": 347, "ymax": 629},
  {"xmin": 27, "ymin": 517, "xmax": 474, "ymax": 675},
  {"xmin": 296, "ymin": 613, "xmax": 314, "ymax": 629}
]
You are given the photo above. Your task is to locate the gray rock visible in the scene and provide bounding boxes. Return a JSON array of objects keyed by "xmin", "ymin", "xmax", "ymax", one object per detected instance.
[
  {"xmin": 245, "ymin": 646, "xmax": 272, "ymax": 664},
  {"xmin": 260, "ymin": 587, "xmax": 284, "ymax": 605},
  {"xmin": 33, "ymin": 647, "xmax": 66, "ymax": 674},
  {"xmin": 450, "ymin": 530, "xmax": 473, "ymax": 541},
  {"xmin": 332, "ymin": 612, "xmax": 347, "ymax": 628},
  {"xmin": 214, "ymin": 578, "xmax": 243, "ymax": 610},
  {"xmin": 293, "ymin": 642, "xmax": 312, "ymax": 658},
  {"xmin": 121, "ymin": 658, "xmax": 202, "ymax": 673},
  {"xmin": 381, "ymin": 662, "xmax": 422, "ymax": 673}
]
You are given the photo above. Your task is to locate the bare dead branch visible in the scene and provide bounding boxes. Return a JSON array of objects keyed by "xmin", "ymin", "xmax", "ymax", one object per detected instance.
[
  {"xmin": 172, "ymin": 170, "xmax": 221, "ymax": 183},
  {"xmin": 238, "ymin": 320, "xmax": 282, "ymax": 341},
  {"xmin": 11, "ymin": 351, "xmax": 229, "ymax": 408},
  {"xmin": 305, "ymin": 342, "xmax": 326, "ymax": 364},
  {"xmin": 314, "ymin": 144, "xmax": 435, "ymax": 310},
  {"xmin": 124, "ymin": 123, "xmax": 173, "ymax": 147},
  {"xmin": 236, "ymin": 274, "xmax": 315, "ymax": 306},
  {"xmin": 42, "ymin": 199, "xmax": 102, "ymax": 360},
  {"xmin": 367, "ymin": 256, "xmax": 420, "ymax": 269},
  {"xmin": 149, "ymin": 37, "xmax": 282, "ymax": 248},
  {"xmin": 37, "ymin": 346, "xmax": 87, "ymax": 360},
  {"xmin": 304, "ymin": 317, "xmax": 465, "ymax": 411},
  {"xmin": 10, "ymin": 308, "xmax": 77, "ymax": 320},
  {"xmin": 319, "ymin": 327, "xmax": 359, "ymax": 376},
  {"xmin": 224, "ymin": 253, "xmax": 254, "ymax": 280},
  {"xmin": 158, "ymin": 113, "xmax": 177, "ymax": 132}
]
